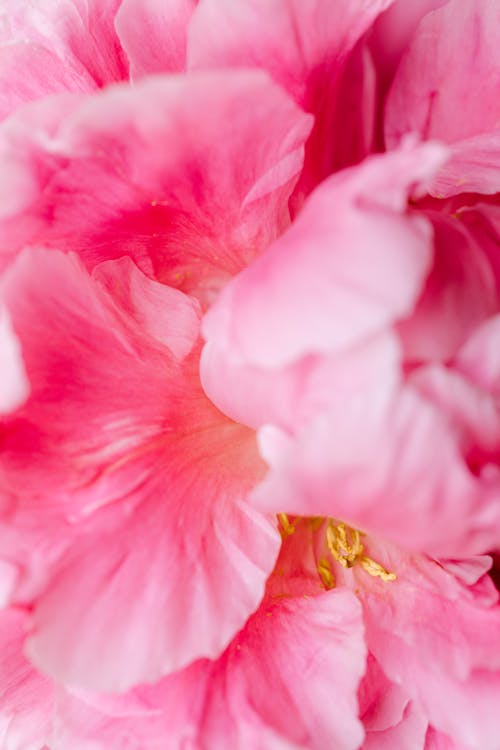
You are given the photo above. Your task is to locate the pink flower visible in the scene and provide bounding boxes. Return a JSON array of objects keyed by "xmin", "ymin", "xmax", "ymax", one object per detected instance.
[{"xmin": 1, "ymin": 1, "xmax": 500, "ymax": 748}]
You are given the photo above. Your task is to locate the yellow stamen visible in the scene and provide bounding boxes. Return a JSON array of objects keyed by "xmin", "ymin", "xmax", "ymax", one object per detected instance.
[
  {"xmin": 326, "ymin": 521, "xmax": 364, "ymax": 568},
  {"xmin": 317, "ymin": 557, "xmax": 335, "ymax": 590},
  {"xmin": 278, "ymin": 513, "xmax": 295, "ymax": 536},
  {"xmin": 359, "ymin": 556, "xmax": 397, "ymax": 582},
  {"xmin": 309, "ymin": 516, "xmax": 325, "ymax": 532},
  {"xmin": 277, "ymin": 513, "xmax": 397, "ymax": 586}
]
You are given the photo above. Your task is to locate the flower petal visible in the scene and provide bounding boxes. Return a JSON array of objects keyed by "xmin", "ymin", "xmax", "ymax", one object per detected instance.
[
  {"xmin": 189, "ymin": 0, "xmax": 395, "ymax": 198},
  {"xmin": 0, "ymin": 0, "xmax": 127, "ymax": 117},
  {"xmin": 397, "ymin": 211, "xmax": 498, "ymax": 361},
  {"xmin": 0, "ymin": 306, "xmax": 28, "ymax": 415},
  {"xmin": 115, "ymin": 0, "xmax": 196, "ymax": 77},
  {"xmin": 386, "ymin": 0, "xmax": 500, "ymax": 196},
  {"xmin": 0, "ymin": 71, "xmax": 312, "ymax": 305},
  {"xmin": 0, "ymin": 609, "xmax": 52, "ymax": 750},
  {"xmin": 252, "ymin": 377, "xmax": 500, "ymax": 557},
  {"xmin": 1, "ymin": 249, "xmax": 279, "ymax": 689},
  {"xmin": 27, "ymin": 483, "xmax": 278, "ymax": 691},
  {"xmin": 50, "ymin": 588, "xmax": 365, "ymax": 749},
  {"xmin": 361, "ymin": 547, "xmax": 500, "ymax": 749},
  {"xmin": 203, "ymin": 142, "xmax": 445, "ymax": 369}
]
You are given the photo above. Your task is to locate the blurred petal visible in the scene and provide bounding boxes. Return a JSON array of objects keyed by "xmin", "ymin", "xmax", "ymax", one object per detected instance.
[
  {"xmin": 189, "ymin": 0, "xmax": 395, "ymax": 197},
  {"xmin": 0, "ymin": 306, "xmax": 28, "ymax": 415},
  {"xmin": 386, "ymin": 0, "xmax": 500, "ymax": 196},
  {"xmin": 115, "ymin": 0, "xmax": 196, "ymax": 77}
]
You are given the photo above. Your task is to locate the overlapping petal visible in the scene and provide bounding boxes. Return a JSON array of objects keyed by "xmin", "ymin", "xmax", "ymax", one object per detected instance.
[
  {"xmin": 115, "ymin": 0, "xmax": 197, "ymax": 78},
  {"xmin": 0, "ymin": 609, "xmax": 52, "ymax": 750},
  {"xmin": 386, "ymin": 0, "xmax": 500, "ymax": 196},
  {"xmin": 0, "ymin": 306, "xmax": 28, "ymax": 415},
  {"xmin": 0, "ymin": 0, "xmax": 127, "ymax": 118},
  {"xmin": 0, "ymin": 70, "xmax": 311, "ymax": 306},
  {"xmin": 397, "ymin": 211, "xmax": 498, "ymax": 361},
  {"xmin": 0, "ymin": 249, "xmax": 279, "ymax": 690},
  {"xmin": 359, "ymin": 543, "xmax": 500, "ymax": 749},
  {"xmin": 189, "ymin": 0, "xmax": 395, "ymax": 199},
  {"xmin": 203, "ymin": 142, "xmax": 443, "ymax": 369}
]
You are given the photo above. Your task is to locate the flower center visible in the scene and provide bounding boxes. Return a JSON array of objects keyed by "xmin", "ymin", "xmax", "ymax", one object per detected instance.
[{"xmin": 278, "ymin": 514, "xmax": 396, "ymax": 590}]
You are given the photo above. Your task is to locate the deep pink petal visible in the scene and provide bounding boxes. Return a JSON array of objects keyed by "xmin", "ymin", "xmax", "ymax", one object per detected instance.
[
  {"xmin": 115, "ymin": 0, "xmax": 197, "ymax": 77},
  {"xmin": 386, "ymin": 0, "xmax": 500, "ymax": 196},
  {"xmin": 0, "ymin": 71, "xmax": 311, "ymax": 305},
  {"xmin": 1, "ymin": 249, "xmax": 199, "ymax": 498},
  {"xmin": 1, "ymin": 249, "xmax": 279, "ymax": 689}
]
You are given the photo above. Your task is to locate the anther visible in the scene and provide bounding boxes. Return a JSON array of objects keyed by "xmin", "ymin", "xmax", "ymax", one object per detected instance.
[
  {"xmin": 317, "ymin": 558, "xmax": 335, "ymax": 590},
  {"xmin": 278, "ymin": 513, "xmax": 295, "ymax": 536}
]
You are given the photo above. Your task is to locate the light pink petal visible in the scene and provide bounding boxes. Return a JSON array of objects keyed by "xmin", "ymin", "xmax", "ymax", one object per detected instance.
[
  {"xmin": 0, "ymin": 306, "xmax": 28, "ymax": 415},
  {"xmin": 0, "ymin": 0, "xmax": 127, "ymax": 118},
  {"xmin": 455, "ymin": 314, "xmax": 500, "ymax": 396},
  {"xmin": 202, "ymin": 330, "xmax": 400, "ymax": 434},
  {"xmin": 189, "ymin": 0, "xmax": 394, "ymax": 197},
  {"xmin": 397, "ymin": 211, "xmax": 498, "ymax": 361},
  {"xmin": 410, "ymin": 362, "xmax": 500, "ymax": 476},
  {"xmin": 370, "ymin": 0, "xmax": 450, "ymax": 88},
  {"xmin": 115, "ymin": 0, "xmax": 197, "ymax": 78},
  {"xmin": 457, "ymin": 204, "xmax": 500, "ymax": 294},
  {"xmin": 203, "ymin": 142, "xmax": 445, "ymax": 369},
  {"xmin": 0, "ymin": 606, "xmax": 189, "ymax": 749},
  {"xmin": 363, "ymin": 702, "xmax": 428, "ymax": 750},
  {"xmin": 431, "ymin": 134, "xmax": 500, "ymax": 197},
  {"xmin": 172, "ymin": 589, "xmax": 365, "ymax": 750},
  {"xmin": 54, "ymin": 684, "xmax": 179, "ymax": 750},
  {"xmin": 0, "ymin": 43, "xmax": 94, "ymax": 122},
  {"xmin": 440, "ymin": 556, "xmax": 495, "ymax": 588},
  {"xmin": 28, "ymin": 484, "xmax": 278, "ymax": 691},
  {"xmin": 0, "ymin": 609, "xmax": 53, "ymax": 750},
  {"xmin": 196, "ymin": 590, "xmax": 365, "ymax": 750},
  {"xmin": 53, "ymin": 589, "xmax": 365, "ymax": 749},
  {"xmin": 425, "ymin": 726, "xmax": 473, "ymax": 750},
  {"xmin": 386, "ymin": 0, "xmax": 500, "ymax": 196},
  {"xmin": 189, "ymin": 0, "xmax": 393, "ymax": 100},
  {"xmin": 0, "ymin": 71, "xmax": 311, "ymax": 305},
  {"xmin": 359, "ymin": 653, "xmax": 411, "ymax": 736},
  {"xmin": 253, "ymin": 377, "xmax": 500, "ymax": 557},
  {"xmin": 361, "ymin": 547, "xmax": 500, "ymax": 749}
]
